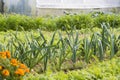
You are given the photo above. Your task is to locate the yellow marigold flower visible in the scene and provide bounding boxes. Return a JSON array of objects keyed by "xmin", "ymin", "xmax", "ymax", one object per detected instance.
[
  {"xmin": 15, "ymin": 68, "xmax": 25, "ymax": 76},
  {"xmin": 0, "ymin": 66, "xmax": 3, "ymax": 70},
  {"xmin": 6, "ymin": 51, "xmax": 11, "ymax": 58},
  {"xmin": 2, "ymin": 69, "xmax": 9, "ymax": 76},
  {"xmin": 19, "ymin": 63, "xmax": 27, "ymax": 69},
  {"xmin": 11, "ymin": 59, "xmax": 18, "ymax": 66},
  {"xmin": 1, "ymin": 54, "xmax": 6, "ymax": 59}
]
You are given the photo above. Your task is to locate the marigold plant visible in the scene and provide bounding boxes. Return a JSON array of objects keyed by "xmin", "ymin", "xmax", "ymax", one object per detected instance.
[
  {"xmin": 0, "ymin": 51, "xmax": 30, "ymax": 80},
  {"xmin": 10, "ymin": 58, "xmax": 19, "ymax": 66}
]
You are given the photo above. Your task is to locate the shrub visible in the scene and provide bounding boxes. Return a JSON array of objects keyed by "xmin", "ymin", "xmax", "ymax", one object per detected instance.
[
  {"xmin": 56, "ymin": 14, "xmax": 93, "ymax": 30},
  {"xmin": 0, "ymin": 13, "xmax": 120, "ymax": 31}
]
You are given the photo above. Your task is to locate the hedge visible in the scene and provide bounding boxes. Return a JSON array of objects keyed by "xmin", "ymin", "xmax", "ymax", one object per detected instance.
[{"xmin": 0, "ymin": 13, "xmax": 120, "ymax": 31}]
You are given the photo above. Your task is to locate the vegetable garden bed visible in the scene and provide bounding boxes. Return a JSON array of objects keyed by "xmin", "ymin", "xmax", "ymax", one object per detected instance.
[{"xmin": 0, "ymin": 13, "xmax": 120, "ymax": 80}]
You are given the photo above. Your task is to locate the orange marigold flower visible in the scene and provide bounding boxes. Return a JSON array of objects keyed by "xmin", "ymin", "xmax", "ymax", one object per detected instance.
[
  {"xmin": 25, "ymin": 68, "xmax": 30, "ymax": 73},
  {"xmin": 6, "ymin": 51, "xmax": 11, "ymax": 58},
  {"xmin": 11, "ymin": 59, "xmax": 18, "ymax": 66},
  {"xmin": 0, "ymin": 52, "xmax": 6, "ymax": 55},
  {"xmin": 15, "ymin": 68, "xmax": 25, "ymax": 76},
  {"xmin": 0, "ymin": 52, "xmax": 6, "ymax": 59},
  {"xmin": 0, "ymin": 66, "xmax": 3, "ymax": 70},
  {"xmin": 2, "ymin": 69, "xmax": 9, "ymax": 76},
  {"xmin": 19, "ymin": 63, "xmax": 27, "ymax": 69}
]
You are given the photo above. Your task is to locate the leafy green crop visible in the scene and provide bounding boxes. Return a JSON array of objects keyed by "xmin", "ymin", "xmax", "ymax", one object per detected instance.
[
  {"xmin": 0, "ymin": 23, "xmax": 119, "ymax": 72},
  {"xmin": 24, "ymin": 57, "xmax": 120, "ymax": 80}
]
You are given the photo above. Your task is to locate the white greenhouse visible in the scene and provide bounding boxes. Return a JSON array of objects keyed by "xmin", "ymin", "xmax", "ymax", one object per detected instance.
[
  {"xmin": 36, "ymin": 0, "xmax": 120, "ymax": 9},
  {"xmin": 0, "ymin": 0, "xmax": 120, "ymax": 16},
  {"xmin": 36, "ymin": 0, "xmax": 120, "ymax": 15}
]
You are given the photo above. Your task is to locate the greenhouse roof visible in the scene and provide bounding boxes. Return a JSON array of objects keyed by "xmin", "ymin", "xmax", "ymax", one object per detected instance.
[{"xmin": 36, "ymin": 0, "xmax": 120, "ymax": 9}]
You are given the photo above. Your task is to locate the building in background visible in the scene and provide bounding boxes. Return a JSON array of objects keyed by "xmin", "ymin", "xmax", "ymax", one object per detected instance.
[
  {"xmin": 0, "ymin": 0, "xmax": 36, "ymax": 16},
  {"xmin": 36, "ymin": 0, "xmax": 120, "ymax": 16},
  {"xmin": 36, "ymin": 0, "xmax": 120, "ymax": 8},
  {"xmin": 0, "ymin": 0, "xmax": 120, "ymax": 16}
]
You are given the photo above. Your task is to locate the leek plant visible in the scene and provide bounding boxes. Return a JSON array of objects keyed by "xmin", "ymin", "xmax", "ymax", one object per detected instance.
[{"xmin": 0, "ymin": 23, "xmax": 119, "ymax": 72}]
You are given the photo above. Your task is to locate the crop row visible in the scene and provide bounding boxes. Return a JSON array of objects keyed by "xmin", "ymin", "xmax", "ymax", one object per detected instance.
[
  {"xmin": 26, "ymin": 57, "xmax": 120, "ymax": 80},
  {"xmin": 0, "ymin": 23, "xmax": 119, "ymax": 72},
  {"xmin": 0, "ymin": 12, "xmax": 120, "ymax": 31}
]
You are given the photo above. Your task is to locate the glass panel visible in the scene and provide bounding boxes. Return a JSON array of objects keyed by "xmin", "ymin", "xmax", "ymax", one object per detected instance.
[{"xmin": 37, "ymin": 0, "xmax": 61, "ymax": 4}]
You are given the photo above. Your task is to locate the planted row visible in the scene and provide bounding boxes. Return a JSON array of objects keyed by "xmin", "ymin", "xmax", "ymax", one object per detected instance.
[
  {"xmin": 0, "ymin": 13, "xmax": 120, "ymax": 31},
  {"xmin": 26, "ymin": 58, "xmax": 120, "ymax": 80},
  {"xmin": 0, "ymin": 23, "xmax": 120, "ymax": 72}
]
